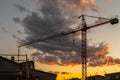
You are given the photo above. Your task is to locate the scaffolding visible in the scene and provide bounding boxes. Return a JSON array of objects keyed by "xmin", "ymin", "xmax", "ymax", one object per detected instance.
[{"xmin": 0, "ymin": 54, "xmax": 30, "ymax": 80}]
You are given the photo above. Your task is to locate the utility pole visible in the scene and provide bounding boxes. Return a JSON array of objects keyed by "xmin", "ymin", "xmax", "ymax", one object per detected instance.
[
  {"xmin": 26, "ymin": 55, "xmax": 30, "ymax": 80},
  {"xmin": 18, "ymin": 46, "xmax": 20, "ymax": 62}
]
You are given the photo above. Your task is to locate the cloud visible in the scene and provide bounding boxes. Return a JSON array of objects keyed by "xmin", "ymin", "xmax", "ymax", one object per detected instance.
[
  {"xmin": 61, "ymin": 72, "xmax": 70, "ymax": 74},
  {"xmin": 13, "ymin": 17, "xmax": 21, "ymax": 23},
  {"xmin": 88, "ymin": 43, "xmax": 120, "ymax": 67},
  {"xmin": 88, "ymin": 56, "xmax": 120, "ymax": 67},
  {"xmin": 36, "ymin": 0, "xmax": 99, "ymax": 13},
  {"xmin": 13, "ymin": 4, "xmax": 29, "ymax": 13},
  {"xmin": 0, "ymin": 27, "xmax": 9, "ymax": 34},
  {"xmin": 31, "ymin": 42, "xmax": 120, "ymax": 67},
  {"xmin": 12, "ymin": 30, "xmax": 24, "ymax": 43},
  {"xmin": 15, "ymin": 0, "xmax": 120, "ymax": 67},
  {"xmin": 17, "ymin": 30, "xmax": 23, "ymax": 34}
]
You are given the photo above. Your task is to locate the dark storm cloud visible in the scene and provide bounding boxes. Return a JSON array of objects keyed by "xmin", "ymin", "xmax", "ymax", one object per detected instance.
[
  {"xmin": 31, "ymin": 50, "xmax": 81, "ymax": 65},
  {"xmin": 15, "ymin": 0, "xmax": 120, "ymax": 66},
  {"xmin": 88, "ymin": 56, "xmax": 120, "ymax": 67},
  {"xmin": 19, "ymin": 0, "xmax": 79, "ymax": 53},
  {"xmin": 17, "ymin": 30, "xmax": 23, "ymax": 34},
  {"xmin": 32, "ymin": 51, "xmax": 59, "ymax": 65},
  {"xmin": 13, "ymin": 17, "xmax": 21, "ymax": 23},
  {"xmin": 88, "ymin": 43, "xmax": 120, "ymax": 67},
  {"xmin": 31, "ymin": 51, "xmax": 41, "ymax": 57},
  {"xmin": 31, "ymin": 42, "xmax": 114, "ymax": 66},
  {"xmin": 87, "ymin": 42, "xmax": 109, "ymax": 58}
]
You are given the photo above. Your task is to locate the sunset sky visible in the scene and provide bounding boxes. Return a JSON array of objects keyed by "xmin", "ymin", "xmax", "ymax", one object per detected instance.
[{"xmin": 0, "ymin": 0, "xmax": 120, "ymax": 80}]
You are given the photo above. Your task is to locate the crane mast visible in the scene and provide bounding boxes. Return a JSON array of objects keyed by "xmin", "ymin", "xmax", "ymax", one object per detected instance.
[
  {"xmin": 18, "ymin": 15, "xmax": 119, "ymax": 80},
  {"xmin": 81, "ymin": 15, "xmax": 87, "ymax": 80}
]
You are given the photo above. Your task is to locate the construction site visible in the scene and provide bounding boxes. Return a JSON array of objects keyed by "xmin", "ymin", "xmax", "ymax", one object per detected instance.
[
  {"xmin": 0, "ymin": 0, "xmax": 120, "ymax": 80},
  {"xmin": 0, "ymin": 14, "xmax": 119, "ymax": 80}
]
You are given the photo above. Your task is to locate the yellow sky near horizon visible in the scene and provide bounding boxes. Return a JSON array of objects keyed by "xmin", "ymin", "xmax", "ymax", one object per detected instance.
[{"xmin": 35, "ymin": 62, "xmax": 120, "ymax": 80}]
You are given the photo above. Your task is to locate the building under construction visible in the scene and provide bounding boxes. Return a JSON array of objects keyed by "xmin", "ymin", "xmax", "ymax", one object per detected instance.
[{"xmin": 0, "ymin": 55, "xmax": 57, "ymax": 80}]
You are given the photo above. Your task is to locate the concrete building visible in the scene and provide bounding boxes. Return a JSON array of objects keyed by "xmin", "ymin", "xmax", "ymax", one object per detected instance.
[
  {"xmin": 105, "ymin": 72, "xmax": 120, "ymax": 80},
  {"xmin": 0, "ymin": 56, "xmax": 57, "ymax": 80}
]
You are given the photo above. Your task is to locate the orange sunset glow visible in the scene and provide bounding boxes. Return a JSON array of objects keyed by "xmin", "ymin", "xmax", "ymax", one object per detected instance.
[
  {"xmin": 0, "ymin": 0, "xmax": 120, "ymax": 80},
  {"xmin": 81, "ymin": 0, "xmax": 95, "ymax": 5},
  {"xmin": 95, "ymin": 46, "xmax": 110, "ymax": 56}
]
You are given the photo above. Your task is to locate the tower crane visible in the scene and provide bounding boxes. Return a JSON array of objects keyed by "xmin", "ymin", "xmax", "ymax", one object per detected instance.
[{"xmin": 18, "ymin": 15, "xmax": 119, "ymax": 80}]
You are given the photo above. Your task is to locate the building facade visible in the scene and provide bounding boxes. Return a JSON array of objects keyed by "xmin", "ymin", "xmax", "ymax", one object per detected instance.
[
  {"xmin": 0, "ymin": 56, "xmax": 23, "ymax": 80},
  {"xmin": 0, "ymin": 56, "xmax": 57, "ymax": 80}
]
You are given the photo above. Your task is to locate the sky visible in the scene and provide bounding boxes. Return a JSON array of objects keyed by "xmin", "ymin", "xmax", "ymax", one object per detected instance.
[{"xmin": 0, "ymin": 0, "xmax": 120, "ymax": 80}]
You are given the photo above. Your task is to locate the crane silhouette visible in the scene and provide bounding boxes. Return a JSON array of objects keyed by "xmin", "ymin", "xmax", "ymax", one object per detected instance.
[{"xmin": 18, "ymin": 15, "xmax": 119, "ymax": 80}]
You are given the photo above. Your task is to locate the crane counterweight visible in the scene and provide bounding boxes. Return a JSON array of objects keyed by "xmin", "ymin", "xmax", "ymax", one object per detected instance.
[{"xmin": 110, "ymin": 18, "xmax": 119, "ymax": 25}]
